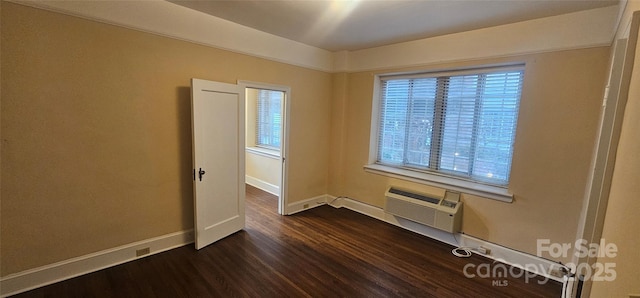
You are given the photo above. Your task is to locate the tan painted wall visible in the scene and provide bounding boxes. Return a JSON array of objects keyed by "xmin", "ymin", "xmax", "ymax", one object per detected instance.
[
  {"xmin": 0, "ymin": 2, "xmax": 331, "ymax": 275},
  {"xmin": 246, "ymin": 88, "xmax": 260, "ymax": 147},
  {"xmin": 328, "ymin": 73, "xmax": 348, "ymax": 195},
  {"xmin": 245, "ymin": 152, "xmax": 281, "ymax": 187},
  {"xmin": 329, "ymin": 48, "xmax": 610, "ymax": 262},
  {"xmin": 590, "ymin": 6, "xmax": 640, "ymax": 298}
]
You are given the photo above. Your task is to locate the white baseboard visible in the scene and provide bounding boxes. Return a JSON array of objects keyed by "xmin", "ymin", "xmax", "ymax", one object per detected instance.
[
  {"xmin": 285, "ymin": 194, "xmax": 329, "ymax": 215},
  {"xmin": 0, "ymin": 230, "xmax": 194, "ymax": 297},
  {"xmin": 327, "ymin": 195, "xmax": 564, "ymax": 283},
  {"xmin": 245, "ymin": 175, "xmax": 280, "ymax": 196}
]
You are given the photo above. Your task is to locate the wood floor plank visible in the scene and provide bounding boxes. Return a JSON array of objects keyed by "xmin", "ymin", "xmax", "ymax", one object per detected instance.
[{"xmin": 11, "ymin": 185, "xmax": 562, "ymax": 297}]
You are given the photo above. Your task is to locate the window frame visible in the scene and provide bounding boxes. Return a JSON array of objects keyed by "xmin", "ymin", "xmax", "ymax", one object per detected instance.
[
  {"xmin": 255, "ymin": 89, "xmax": 284, "ymax": 151},
  {"xmin": 366, "ymin": 64, "xmax": 525, "ymax": 202}
]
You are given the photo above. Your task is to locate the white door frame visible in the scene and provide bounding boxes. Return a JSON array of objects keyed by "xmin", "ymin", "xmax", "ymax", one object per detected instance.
[
  {"xmin": 572, "ymin": 12, "xmax": 639, "ymax": 298},
  {"xmin": 239, "ymin": 80, "xmax": 290, "ymax": 215}
]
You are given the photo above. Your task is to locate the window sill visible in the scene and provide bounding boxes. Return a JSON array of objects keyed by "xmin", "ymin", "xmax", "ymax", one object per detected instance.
[
  {"xmin": 246, "ymin": 147, "xmax": 280, "ymax": 159},
  {"xmin": 363, "ymin": 164, "xmax": 513, "ymax": 203}
]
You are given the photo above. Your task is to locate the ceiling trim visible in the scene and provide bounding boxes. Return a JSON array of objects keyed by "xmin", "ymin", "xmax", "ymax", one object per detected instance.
[
  {"xmin": 342, "ymin": 6, "xmax": 620, "ymax": 72},
  {"xmin": 10, "ymin": 1, "xmax": 619, "ymax": 73},
  {"xmin": 11, "ymin": 0, "xmax": 335, "ymax": 72}
]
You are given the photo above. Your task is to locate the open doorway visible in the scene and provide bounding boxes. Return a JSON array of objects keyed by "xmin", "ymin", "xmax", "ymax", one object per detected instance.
[{"xmin": 240, "ymin": 81, "xmax": 290, "ymax": 215}]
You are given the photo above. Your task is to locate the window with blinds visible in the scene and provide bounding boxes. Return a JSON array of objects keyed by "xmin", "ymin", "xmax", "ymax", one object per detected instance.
[
  {"xmin": 256, "ymin": 89, "xmax": 284, "ymax": 150},
  {"xmin": 377, "ymin": 66, "xmax": 524, "ymax": 186}
]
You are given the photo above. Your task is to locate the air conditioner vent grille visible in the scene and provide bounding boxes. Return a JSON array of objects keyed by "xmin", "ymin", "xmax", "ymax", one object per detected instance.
[
  {"xmin": 388, "ymin": 187, "xmax": 440, "ymax": 204},
  {"xmin": 384, "ymin": 187, "xmax": 462, "ymax": 233}
]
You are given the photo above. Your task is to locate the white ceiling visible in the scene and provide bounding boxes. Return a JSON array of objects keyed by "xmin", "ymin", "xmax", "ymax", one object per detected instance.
[{"xmin": 169, "ymin": 0, "xmax": 619, "ymax": 51}]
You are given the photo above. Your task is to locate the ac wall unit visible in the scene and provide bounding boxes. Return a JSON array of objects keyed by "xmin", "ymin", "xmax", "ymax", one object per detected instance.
[{"xmin": 384, "ymin": 187, "xmax": 462, "ymax": 233}]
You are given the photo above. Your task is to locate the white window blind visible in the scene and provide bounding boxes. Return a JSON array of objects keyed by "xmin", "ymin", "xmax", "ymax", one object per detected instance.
[
  {"xmin": 377, "ymin": 66, "xmax": 524, "ymax": 186},
  {"xmin": 256, "ymin": 90, "xmax": 283, "ymax": 149}
]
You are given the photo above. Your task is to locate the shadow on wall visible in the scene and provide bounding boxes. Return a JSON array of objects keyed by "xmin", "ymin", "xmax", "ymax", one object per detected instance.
[
  {"xmin": 177, "ymin": 86, "xmax": 194, "ymax": 229},
  {"xmin": 460, "ymin": 203, "xmax": 489, "ymax": 239}
]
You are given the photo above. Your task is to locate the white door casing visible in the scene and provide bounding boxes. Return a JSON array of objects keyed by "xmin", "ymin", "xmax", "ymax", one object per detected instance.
[
  {"xmin": 239, "ymin": 81, "xmax": 290, "ymax": 215},
  {"xmin": 191, "ymin": 78, "xmax": 245, "ymax": 250}
]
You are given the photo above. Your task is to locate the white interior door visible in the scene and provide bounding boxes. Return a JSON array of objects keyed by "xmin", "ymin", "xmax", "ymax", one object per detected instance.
[{"xmin": 191, "ymin": 78, "xmax": 245, "ymax": 250}]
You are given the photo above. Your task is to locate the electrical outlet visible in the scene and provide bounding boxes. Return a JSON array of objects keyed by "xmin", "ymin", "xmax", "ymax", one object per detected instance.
[
  {"xmin": 549, "ymin": 268, "xmax": 563, "ymax": 278},
  {"xmin": 548, "ymin": 264, "xmax": 566, "ymax": 278},
  {"xmin": 136, "ymin": 247, "xmax": 150, "ymax": 257},
  {"xmin": 475, "ymin": 246, "xmax": 490, "ymax": 255}
]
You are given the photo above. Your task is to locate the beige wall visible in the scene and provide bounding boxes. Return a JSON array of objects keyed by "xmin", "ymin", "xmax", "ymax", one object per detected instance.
[
  {"xmin": 0, "ymin": 2, "xmax": 331, "ymax": 275},
  {"xmin": 246, "ymin": 152, "xmax": 281, "ymax": 187},
  {"xmin": 328, "ymin": 73, "xmax": 349, "ymax": 195},
  {"xmin": 329, "ymin": 48, "xmax": 610, "ymax": 262},
  {"xmin": 590, "ymin": 6, "xmax": 640, "ymax": 298},
  {"xmin": 246, "ymin": 88, "xmax": 260, "ymax": 147}
]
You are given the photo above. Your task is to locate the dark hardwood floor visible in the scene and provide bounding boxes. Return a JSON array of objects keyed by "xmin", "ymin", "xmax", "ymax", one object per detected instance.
[{"xmin": 12, "ymin": 185, "xmax": 561, "ymax": 297}]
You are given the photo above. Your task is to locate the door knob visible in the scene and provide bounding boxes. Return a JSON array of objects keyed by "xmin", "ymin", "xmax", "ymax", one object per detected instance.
[{"xmin": 198, "ymin": 168, "xmax": 206, "ymax": 181}]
